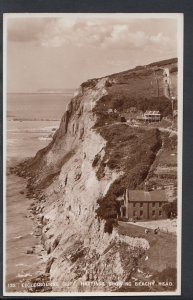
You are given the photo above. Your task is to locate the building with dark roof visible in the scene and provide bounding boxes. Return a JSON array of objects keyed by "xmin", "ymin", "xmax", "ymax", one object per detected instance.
[{"xmin": 119, "ymin": 189, "xmax": 168, "ymax": 220}]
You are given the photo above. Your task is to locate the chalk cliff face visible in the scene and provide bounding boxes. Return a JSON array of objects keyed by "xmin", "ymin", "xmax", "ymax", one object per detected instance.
[
  {"xmin": 22, "ymin": 77, "xmax": 148, "ymax": 291},
  {"xmin": 18, "ymin": 58, "xmax": 178, "ymax": 292}
]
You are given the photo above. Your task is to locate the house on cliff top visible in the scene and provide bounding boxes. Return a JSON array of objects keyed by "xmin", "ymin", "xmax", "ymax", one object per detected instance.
[
  {"xmin": 119, "ymin": 189, "xmax": 168, "ymax": 220},
  {"xmin": 144, "ymin": 110, "xmax": 161, "ymax": 122}
]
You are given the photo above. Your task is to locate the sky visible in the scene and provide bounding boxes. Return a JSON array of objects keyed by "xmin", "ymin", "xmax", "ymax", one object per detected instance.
[{"xmin": 5, "ymin": 14, "xmax": 179, "ymax": 92}]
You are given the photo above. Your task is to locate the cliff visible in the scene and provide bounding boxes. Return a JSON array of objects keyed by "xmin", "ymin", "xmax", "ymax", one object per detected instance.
[{"xmin": 15, "ymin": 58, "xmax": 178, "ymax": 293}]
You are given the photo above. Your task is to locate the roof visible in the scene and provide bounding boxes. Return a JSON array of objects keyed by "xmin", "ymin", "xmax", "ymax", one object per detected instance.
[
  {"xmin": 128, "ymin": 190, "xmax": 167, "ymax": 202},
  {"xmin": 144, "ymin": 110, "xmax": 160, "ymax": 115}
]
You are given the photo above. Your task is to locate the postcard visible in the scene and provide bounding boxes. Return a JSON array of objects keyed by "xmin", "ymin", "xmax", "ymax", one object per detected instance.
[{"xmin": 3, "ymin": 13, "xmax": 183, "ymax": 296}]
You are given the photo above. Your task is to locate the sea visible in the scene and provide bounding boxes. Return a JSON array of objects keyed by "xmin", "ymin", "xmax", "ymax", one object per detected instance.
[{"xmin": 6, "ymin": 92, "xmax": 73, "ymax": 293}]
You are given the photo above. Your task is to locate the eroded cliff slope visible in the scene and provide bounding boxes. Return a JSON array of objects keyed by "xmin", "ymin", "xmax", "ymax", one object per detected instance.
[{"xmin": 15, "ymin": 58, "xmax": 178, "ymax": 292}]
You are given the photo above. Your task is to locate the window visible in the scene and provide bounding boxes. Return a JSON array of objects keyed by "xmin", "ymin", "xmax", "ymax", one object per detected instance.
[
  {"xmin": 140, "ymin": 211, "xmax": 143, "ymax": 217},
  {"xmin": 159, "ymin": 211, "xmax": 162, "ymax": 216},
  {"xmin": 159, "ymin": 202, "xmax": 162, "ymax": 207},
  {"xmin": 133, "ymin": 203, "xmax": 136, "ymax": 208},
  {"xmin": 152, "ymin": 210, "xmax": 155, "ymax": 216},
  {"xmin": 152, "ymin": 202, "xmax": 155, "ymax": 207},
  {"xmin": 140, "ymin": 203, "xmax": 143, "ymax": 208}
]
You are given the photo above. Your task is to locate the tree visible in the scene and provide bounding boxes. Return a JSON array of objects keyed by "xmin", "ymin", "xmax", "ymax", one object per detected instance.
[
  {"xmin": 163, "ymin": 200, "xmax": 177, "ymax": 218},
  {"xmin": 104, "ymin": 218, "xmax": 118, "ymax": 234},
  {"xmin": 120, "ymin": 116, "xmax": 126, "ymax": 123}
]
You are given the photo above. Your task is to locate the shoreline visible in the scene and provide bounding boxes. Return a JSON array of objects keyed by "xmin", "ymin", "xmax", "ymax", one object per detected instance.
[
  {"xmin": 6, "ymin": 158, "xmax": 51, "ymax": 293},
  {"xmin": 7, "ymin": 159, "xmax": 177, "ymax": 294},
  {"xmin": 6, "ymin": 115, "xmax": 62, "ymax": 293},
  {"xmin": 11, "ymin": 160, "xmax": 177, "ymax": 293}
]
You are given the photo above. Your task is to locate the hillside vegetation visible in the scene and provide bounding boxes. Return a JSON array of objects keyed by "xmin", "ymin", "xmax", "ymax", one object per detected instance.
[
  {"xmin": 93, "ymin": 123, "xmax": 162, "ymax": 232},
  {"xmin": 108, "ymin": 57, "xmax": 177, "ymax": 78},
  {"xmin": 93, "ymin": 94, "xmax": 174, "ymax": 129},
  {"xmin": 92, "ymin": 58, "xmax": 177, "ymax": 232}
]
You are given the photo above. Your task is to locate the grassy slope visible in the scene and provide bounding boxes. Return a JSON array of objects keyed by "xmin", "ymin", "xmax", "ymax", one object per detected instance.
[
  {"xmin": 94, "ymin": 124, "xmax": 162, "ymax": 224},
  {"xmin": 118, "ymin": 222, "xmax": 177, "ymax": 292},
  {"xmin": 147, "ymin": 131, "xmax": 177, "ymax": 188},
  {"xmin": 118, "ymin": 222, "xmax": 176, "ymax": 272},
  {"xmin": 93, "ymin": 59, "xmax": 177, "ymax": 229}
]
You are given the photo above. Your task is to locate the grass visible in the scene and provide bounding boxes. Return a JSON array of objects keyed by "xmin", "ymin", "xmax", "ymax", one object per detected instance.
[
  {"xmin": 108, "ymin": 57, "xmax": 177, "ymax": 80},
  {"xmin": 147, "ymin": 131, "xmax": 177, "ymax": 187},
  {"xmin": 95, "ymin": 124, "xmax": 161, "ymax": 177},
  {"xmin": 158, "ymin": 149, "xmax": 177, "ymax": 166},
  {"xmin": 148, "ymin": 57, "xmax": 177, "ymax": 67},
  {"xmin": 118, "ymin": 222, "xmax": 176, "ymax": 272},
  {"xmin": 115, "ymin": 220, "xmax": 177, "ymax": 292}
]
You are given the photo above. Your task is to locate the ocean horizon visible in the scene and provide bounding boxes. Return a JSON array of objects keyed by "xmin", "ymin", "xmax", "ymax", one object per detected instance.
[{"xmin": 7, "ymin": 92, "xmax": 74, "ymax": 121}]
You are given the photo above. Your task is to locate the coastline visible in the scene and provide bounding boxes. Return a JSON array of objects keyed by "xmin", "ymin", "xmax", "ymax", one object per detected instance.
[
  {"xmin": 6, "ymin": 158, "xmax": 51, "ymax": 293},
  {"xmin": 5, "ymin": 95, "xmax": 69, "ymax": 293},
  {"xmin": 4, "ymin": 56, "xmax": 180, "ymax": 294}
]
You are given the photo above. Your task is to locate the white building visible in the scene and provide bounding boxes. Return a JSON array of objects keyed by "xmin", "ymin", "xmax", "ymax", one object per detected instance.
[{"xmin": 144, "ymin": 110, "xmax": 161, "ymax": 122}]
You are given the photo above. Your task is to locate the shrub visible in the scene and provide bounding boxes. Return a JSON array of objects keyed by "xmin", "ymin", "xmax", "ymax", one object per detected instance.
[
  {"xmin": 104, "ymin": 218, "xmax": 118, "ymax": 234},
  {"xmin": 120, "ymin": 116, "xmax": 126, "ymax": 122},
  {"xmin": 92, "ymin": 153, "xmax": 101, "ymax": 167},
  {"xmin": 81, "ymin": 79, "xmax": 97, "ymax": 89},
  {"xmin": 163, "ymin": 200, "xmax": 177, "ymax": 218},
  {"xmin": 170, "ymin": 66, "xmax": 178, "ymax": 73},
  {"xmin": 112, "ymin": 98, "xmax": 124, "ymax": 110}
]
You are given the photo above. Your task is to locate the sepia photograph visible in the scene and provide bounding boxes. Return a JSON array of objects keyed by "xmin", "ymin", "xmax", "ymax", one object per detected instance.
[{"xmin": 4, "ymin": 13, "xmax": 183, "ymax": 296}]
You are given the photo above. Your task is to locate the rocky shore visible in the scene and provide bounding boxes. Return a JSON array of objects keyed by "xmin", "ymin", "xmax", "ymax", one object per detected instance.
[
  {"xmin": 9, "ymin": 163, "xmax": 54, "ymax": 293},
  {"xmin": 11, "ymin": 160, "xmax": 151, "ymax": 293}
]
